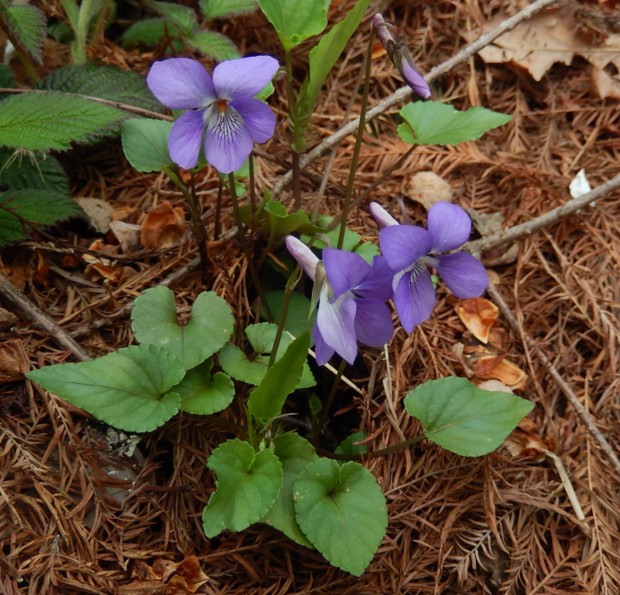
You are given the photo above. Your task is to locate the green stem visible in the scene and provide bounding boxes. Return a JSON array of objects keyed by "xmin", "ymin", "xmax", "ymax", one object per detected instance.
[
  {"xmin": 214, "ymin": 178, "xmax": 224, "ymax": 240},
  {"xmin": 227, "ymin": 173, "xmax": 273, "ymax": 320},
  {"xmin": 267, "ymin": 265, "xmax": 301, "ymax": 369},
  {"xmin": 317, "ymin": 434, "xmax": 425, "ymax": 461},
  {"xmin": 285, "ymin": 50, "xmax": 302, "ymax": 210},
  {"xmin": 336, "ymin": 29, "xmax": 374, "ymax": 249}
]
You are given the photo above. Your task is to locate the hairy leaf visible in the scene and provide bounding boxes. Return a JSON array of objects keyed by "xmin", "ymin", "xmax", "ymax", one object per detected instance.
[
  {"xmin": 131, "ymin": 286, "xmax": 234, "ymax": 371},
  {"xmin": 404, "ymin": 376, "xmax": 534, "ymax": 456},
  {"xmin": 122, "ymin": 18, "xmax": 169, "ymax": 48},
  {"xmin": 27, "ymin": 345, "xmax": 185, "ymax": 432},
  {"xmin": 203, "ymin": 439, "xmax": 283, "ymax": 537},
  {"xmin": 150, "ymin": 1, "xmax": 197, "ymax": 35},
  {"xmin": 0, "ymin": 150, "xmax": 69, "ymax": 194},
  {"xmin": 200, "ymin": 0, "xmax": 258, "ymax": 19},
  {"xmin": 0, "ymin": 92, "xmax": 126, "ymax": 151},
  {"xmin": 294, "ymin": 458, "xmax": 388, "ymax": 575},
  {"xmin": 397, "ymin": 101, "xmax": 513, "ymax": 146},
  {"xmin": 0, "ymin": 2, "xmax": 46, "ymax": 63},
  {"xmin": 186, "ymin": 30, "xmax": 240, "ymax": 61},
  {"xmin": 35, "ymin": 64, "xmax": 165, "ymax": 114}
]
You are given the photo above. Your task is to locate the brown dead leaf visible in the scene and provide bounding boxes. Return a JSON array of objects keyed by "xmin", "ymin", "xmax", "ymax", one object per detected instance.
[
  {"xmin": 76, "ymin": 197, "xmax": 115, "ymax": 234},
  {"xmin": 465, "ymin": 347, "xmax": 528, "ymax": 390},
  {"xmin": 476, "ymin": 6, "xmax": 620, "ymax": 97},
  {"xmin": 404, "ymin": 171, "xmax": 453, "ymax": 209},
  {"xmin": 141, "ymin": 202, "xmax": 186, "ymax": 250},
  {"xmin": 0, "ymin": 338, "xmax": 29, "ymax": 382},
  {"xmin": 0, "ymin": 306, "xmax": 18, "ymax": 331},
  {"xmin": 119, "ymin": 557, "xmax": 208, "ymax": 595},
  {"xmin": 456, "ymin": 297, "xmax": 499, "ymax": 343}
]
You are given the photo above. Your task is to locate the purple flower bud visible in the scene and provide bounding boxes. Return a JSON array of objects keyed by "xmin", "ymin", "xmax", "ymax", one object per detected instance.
[{"xmin": 371, "ymin": 12, "xmax": 431, "ymax": 100}]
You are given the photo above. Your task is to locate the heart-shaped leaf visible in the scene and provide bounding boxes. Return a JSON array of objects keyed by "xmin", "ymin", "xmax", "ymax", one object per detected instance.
[
  {"xmin": 397, "ymin": 101, "xmax": 512, "ymax": 146},
  {"xmin": 132, "ymin": 286, "xmax": 233, "ymax": 370},
  {"xmin": 262, "ymin": 433, "xmax": 318, "ymax": 547},
  {"xmin": 202, "ymin": 439, "xmax": 283, "ymax": 537},
  {"xmin": 404, "ymin": 376, "xmax": 534, "ymax": 456},
  {"xmin": 174, "ymin": 359, "xmax": 234, "ymax": 415},
  {"xmin": 121, "ymin": 118, "xmax": 172, "ymax": 172},
  {"xmin": 27, "ymin": 345, "xmax": 185, "ymax": 432},
  {"xmin": 294, "ymin": 458, "xmax": 388, "ymax": 575},
  {"xmin": 218, "ymin": 322, "xmax": 315, "ymax": 388}
]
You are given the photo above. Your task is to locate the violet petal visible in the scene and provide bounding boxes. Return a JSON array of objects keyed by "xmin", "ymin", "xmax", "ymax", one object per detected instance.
[
  {"xmin": 147, "ymin": 58, "xmax": 215, "ymax": 109},
  {"xmin": 285, "ymin": 236, "xmax": 318, "ymax": 281},
  {"xmin": 230, "ymin": 96, "xmax": 276, "ymax": 144},
  {"xmin": 323, "ymin": 248, "xmax": 369, "ymax": 299},
  {"xmin": 354, "ymin": 298, "xmax": 393, "ymax": 348},
  {"xmin": 313, "ymin": 325, "xmax": 335, "ymax": 367},
  {"xmin": 203, "ymin": 106, "xmax": 253, "ymax": 173},
  {"xmin": 317, "ymin": 292, "xmax": 358, "ymax": 365},
  {"xmin": 428, "ymin": 202, "xmax": 471, "ymax": 252},
  {"xmin": 369, "ymin": 202, "xmax": 399, "ymax": 228},
  {"xmin": 355, "ymin": 255, "xmax": 394, "ymax": 301},
  {"xmin": 394, "ymin": 266, "xmax": 435, "ymax": 332},
  {"xmin": 435, "ymin": 252, "xmax": 488, "ymax": 298},
  {"xmin": 379, "ymin": 225, "xmax": 433, "ymax": 272},
  {"xmin": 213, "ymin": 56, "xmax": 279, "ymax": 99},
  {"xmin": 168, "ymin": 110, "xmax": 205, "ymax": 169}
]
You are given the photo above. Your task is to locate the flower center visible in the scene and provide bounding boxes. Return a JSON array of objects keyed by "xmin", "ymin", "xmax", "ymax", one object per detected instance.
[{"xmin": 203, "ymin": 102, "xmax": 245, "ymax": 140}]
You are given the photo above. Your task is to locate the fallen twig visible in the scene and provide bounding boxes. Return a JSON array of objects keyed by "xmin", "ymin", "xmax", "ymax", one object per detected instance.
[
  {"xmin": 468, "ymin": 172, "xmax": 620, "ymax": 255},
  {"xmin": 272, "ymin": 0, "xmax": 560, "ymax": 196},
  {"xmin": 0, "ymin": 273, "xmax": 90, "ymax": 361}
]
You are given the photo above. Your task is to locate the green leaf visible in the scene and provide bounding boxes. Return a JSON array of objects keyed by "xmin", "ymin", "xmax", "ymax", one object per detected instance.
[
  {"xmin": 294, "ymin": 458, "xmax": 388, "ymax": 575},
  {"xmin": 186, "ymin": 30, "xmax": 240, "ymax": 61},
  {"xmin": 0, "ymin": 150, "xmax": 69, "ymax": 194},
  {"xmin": 27, "ymin": 345, "xmax": 185, "ymax": 432},
  {"xmin": 0, "ymin": 64, "xmax": 15, "ymax": 94},
  {"xmin": 131, "ymin": 286, "xmax": 234, "ymax": 371},
  {"xmin": 218, "ymin": 322, "xmax": 315, "ymax": 388},
  {"xmin": 34, "ymin": 64, "xmax": 165, "ymax": 114},
  {"xmin": 292, "ymin": 0, "xmax": 370, "ymax": 151},
  {"xmin": 247, "ymin": 332, "xmax": 311, "ymax": 423},
  {"xmin": 334, "ymin": 431, "xmax": 367, "ymax": 457},
  {"xmin": 264, "ymin": 291, "xmax": 316, "ymax": 337},
  {"xmin": 174, "ymin": 359, "xmax": 234, "ymax": 415},
  {"xmin": 150, "ymin": 1, "xmax": 197, "ymax": 35},
  {"xmin": 203, "ymin": 439, "xmax": 283, "ymax": 537},
  {"xmin": 258, "ymin": 0, "xmax": 329, "ymax": 51},
  {"xmin": 404, "ymin": 377, "xmax": 534, "ymax": 457},
  {"xmin": 0, "ymin": 190, "xmax": 82, "ymax": 245},
  {"xmin": 397, "ymin": 101, "xmax": 513, "ymax": 146},
  {"xmin": 122, "ymin": 17, "xmax": 168, "ymax": 48},
  {"xmin": 262, "ymin": 433, "xmax": 317, "ymax": 547},
  {"xmin": 0, "ymin": 92, "xmax": 126, "ymax": 151},
  {"xmin": 0, "ymin": 3, "xmax": 46, "ymax": 63},
  {"xmin": 200, "ymin": 0, "xmax": 258, "ymax": 19},
  {"xmin": 121, "ymin": 118, "xmax": 172, "ymax": 172}
]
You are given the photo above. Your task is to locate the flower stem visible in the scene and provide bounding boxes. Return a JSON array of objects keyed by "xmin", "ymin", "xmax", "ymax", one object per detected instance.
[
  {"xmin": 312, "ymin": 358, "xmax": 347, "ymax": 445},
  {"xmin": 284, "ymin": 49, "xmax": 302, "ymax": 210},
  {"xmin": 214, "ymin": 177, "xmax": 224, "ymax": 240},
  {"xmin": 336, "ymin": 29, "xmax": 374, "ymax": 250},
  {"xmin": 317, "ymin": 433, "xmax": 425, "ymax": 461},
  {"xmin": 227, "ymin": 173, "xmax": 273, "ymax": 320}
]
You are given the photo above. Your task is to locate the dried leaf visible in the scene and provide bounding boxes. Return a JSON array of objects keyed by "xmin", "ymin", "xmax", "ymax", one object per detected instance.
[
  {"xmin": 456, "ymin": 297, "xmax": 499, "ymax": 343},
  {"xmin": 0, "ymin": 338, "xmax": 29, "ymax": 382},
  {"xmin": 0, "ymin": 306, "xmax": 18, "ymax": 331},
  {"xmin": 140, "ymin": 201, "xmax": 186, "ymax": 250},
  {"xmin": 465, "ymin": 347, "xmax": 528, "ymax": 390},
  {"xmin": 405, "ymin": 171, "xmax": 453, "ymax": 208},
  {"xmin": 76, "ymin": 197, "xmax": 115, "ymax": 233}
]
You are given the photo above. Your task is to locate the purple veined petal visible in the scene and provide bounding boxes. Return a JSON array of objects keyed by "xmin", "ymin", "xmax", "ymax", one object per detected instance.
[
  {"xmin": 313, "ymin": 324, "xmax": 335, "ymax": 367},
  {"xmin": 213, "ymin": 56, "xmax": 279, "ymax": 99},
  {"xmin": 203, "ymin": 105, "xmax": 253, "ymax": 174},
  {"xmin": 355, "ymin": 255, "xmax": 394, "ymax": 301},
  {"xmin": 369, "ymin": 202, "xmax": 399, "ymax": 228},
  {"xmin": 168, "ymin": 110, "xmax": 205, "ymax": 169},
  {"xmin": 323, "ymin": 248, "xmax": 369, "ymax": 299},
  {"xmin": 317, "ymin": 292, "xmax": 358, "ymax": 365},
  {"xmin": 393, "ymin": 266, "xmax": 435, "ymax": 332},
  {"xmin": 435, "ymin": 252, "xmax": 488, "ymax": 298},
  {"xmin": 230, "ymin": 96, "xmax": 276, "ymax": 144},
  {"xmin": 147, "ymin": 58, "xmax": 215, "ymax": 109},
  {"xmin": 285, "ymin": 236, "xmax": 318, "ymax": 281},
  {"xmin": 354, "ymin": 298, "xmax": 393, "ymax": 348},
  {"xmin": 379, "ymin": 224, "xmax": 433, "ymax": 272},
  {"xmin": 428, "ymin": 202, "xmax": 472, "ymax": 252},
  {"xmin": 399, "ymin": 59, "xmax": 431, "ymax": 99}
]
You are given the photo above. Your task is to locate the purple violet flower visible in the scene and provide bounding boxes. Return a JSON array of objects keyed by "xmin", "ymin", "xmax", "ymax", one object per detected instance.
[
  {"xmin": 285, "ymin": 236, "xmax": 394, "ymax": 366},
  {"xmin": 371, "ymin": 13, "xmax": 431, "ymax": 100},
  {"xmin": 146, "ymin": 56, "xmax": 279, "ymax": 173},
  {"xmin": 369, "ymin": 202, "xmax": 488, "ymax": 332}
]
